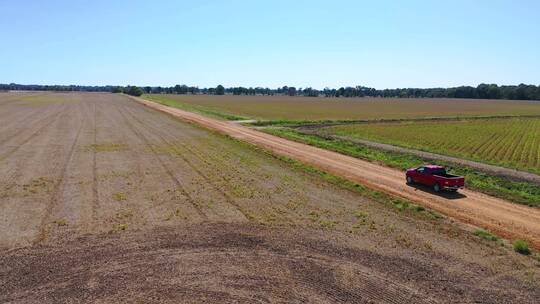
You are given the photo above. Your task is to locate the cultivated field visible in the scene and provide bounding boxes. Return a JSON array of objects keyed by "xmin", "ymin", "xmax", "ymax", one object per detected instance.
[
  {"xmin": 143, "ymin": 93, "xmax": 540, "ymax": 207},
  {"xmin": 145, "ymin": 94, "xmax": 540, "ymax": 121},
  {"xmin": 1, "ymin": 92, "xmax": 540, "ymax": 302},
  {"xmin": 320, "ymin": 118, "xmax": 540, "ymax": 174}
]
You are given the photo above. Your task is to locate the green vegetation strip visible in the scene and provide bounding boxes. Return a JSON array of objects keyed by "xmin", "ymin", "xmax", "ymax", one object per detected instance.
[
  {"xmin": 249, "ymin": 115, "xmax": 540, "ymax": 128},
  {"xmin": 263, "ymin": 128, "xmax": 540, "ymax": 207},
  {"xmin": 473, "ymin": 229, "xmax": 501, "ymax": 242}
]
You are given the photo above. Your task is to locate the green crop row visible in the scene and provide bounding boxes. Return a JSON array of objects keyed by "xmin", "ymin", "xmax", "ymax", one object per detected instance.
[{"xmin": 321, "ymin": 118, "xmax": 540, "ymax": 175}]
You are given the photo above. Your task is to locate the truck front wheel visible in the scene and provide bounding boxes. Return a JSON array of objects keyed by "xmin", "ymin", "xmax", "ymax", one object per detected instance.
[{"xmin": 433, "ymin": 183, "xmax": 441, "ymax": 192}]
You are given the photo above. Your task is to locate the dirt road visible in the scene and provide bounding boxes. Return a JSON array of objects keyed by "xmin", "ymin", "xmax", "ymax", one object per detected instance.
[{"xmin": 134, "ymin": 96, "xmax": 540, "ymax": 249}]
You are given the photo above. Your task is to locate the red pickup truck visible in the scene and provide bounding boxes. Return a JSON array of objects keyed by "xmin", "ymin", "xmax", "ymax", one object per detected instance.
[{"xmin": 406, "ymin": 165, "xmax": 464, "ymax": 192}]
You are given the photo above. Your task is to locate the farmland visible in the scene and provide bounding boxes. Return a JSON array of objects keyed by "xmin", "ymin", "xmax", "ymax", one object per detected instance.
[
  {"xmin": 142, "ymin": 94, "xmax": 540, "ymax": 207},
  {"xmin": 320, "ymin": 118, "xmax": 540, "ymax": 174},
  {"xmin": 144, "ymin": 94, "xmax": 540, "ymax": 121},
  {"xmin": 2, "ymin": 92, "xmax": 540, "ymax": 302}
]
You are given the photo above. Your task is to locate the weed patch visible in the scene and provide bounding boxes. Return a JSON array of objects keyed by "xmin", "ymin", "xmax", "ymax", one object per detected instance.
[
  {"xmin": 165, "ymin": 209, "xmax": 188, "ymax": 221},
  {"xmin": 319, "ymin": 219, "xmax": 338, "ymax": 229},
  {"xmin": 53, "ymin": 219, "xmax": 68, "ymax": 226},
  {"xmin": 85, "ymin": 143, "xmax": 127, "ymax": 153},
  {"xmin": 116, "ymin": 209, "xmax": 133, "ymax": 220},
  {"xmin": 513, "ymin": 240, "xmax": 531, "ymax": 255},
  {"xmin": 21, "ymin": 177, "xmax": 52, "ymax": 196},
  {"xmin": 114, "ymin": 223, "xmax": 128, "ymax": 231},
  {"xmin": 473, "ymin": 229, "xmax": 500, "ymax": 242},
  {"xmin": 112, "ymin": 192, "xmax": 127, "ymax": 201}
]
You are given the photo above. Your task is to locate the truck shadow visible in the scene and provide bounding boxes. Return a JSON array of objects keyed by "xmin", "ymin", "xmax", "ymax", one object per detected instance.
[{"xmin": 406, "ymin": 183, "xmax": 467, "ymax": 200}]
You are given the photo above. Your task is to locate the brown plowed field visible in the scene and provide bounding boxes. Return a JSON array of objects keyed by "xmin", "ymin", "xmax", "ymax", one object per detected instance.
[{"xmin": 1, "ymin": 92, "xmax": 539, "ymax": 303}]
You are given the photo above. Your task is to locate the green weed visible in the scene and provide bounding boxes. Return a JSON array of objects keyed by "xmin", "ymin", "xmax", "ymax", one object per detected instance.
[
  {"xmin": 53, "ymin": 219, "xmax": 68, "ymax": 226},
  {"xmin": 85, "ymin": 143, "xmax": 127, "ymax": 152},
  {"xmin": 21, "ymin": 177, "xmax": 52, "ymax": 196},
  {"xmin": 112, "ymin": 192, "xmax": 127, "ymax": 201},
  {"xmin": 513, "ymin": 240, "xmax": 531, "ymax": 255},
  {"xmin": 114, "ymin": 223, "xmax": 128, "ymax": 231},
  {"xmin": 473, "ymin": 229, "xmax": 500, "ymax": 242}
]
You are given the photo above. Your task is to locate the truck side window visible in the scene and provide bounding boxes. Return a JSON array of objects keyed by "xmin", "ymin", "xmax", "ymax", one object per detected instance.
[{"xmin": 417, "ymin": 167, "xmax": 425, "ymax": 174}]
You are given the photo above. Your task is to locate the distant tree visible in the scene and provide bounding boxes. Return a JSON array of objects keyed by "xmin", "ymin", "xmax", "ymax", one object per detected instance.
[
  {"xmin": 111, "ymin": 86, "xmax": 123, "ymax": 93},
  {"xmin": 125, "ymin": 86, "xmax": 144, "ymax": 97},
  {"xmin": 152, "ymin": 86, "xmax": 163, "ymax": 94},
  {"xmin": 188, "ymin": 86, "xmax": 199, "ymax": 94},
  {"xmin": 486, "ymin": 84, "xmax": 501, "ymax": 99},
  {"xmin": 216, "ymin": 85, "xmax": 225, "ymax": 95},
  {"xmin": 3, "ymin": 82, "xmax": 540, "ymax": 101},
  {"xmin": 287, "ymin": 86, "xmax": 297, "ymax": 96},
  {"xmin": 174, "ymin": 85, "xmax": 183, "ymax": 94},
  {"xmin": 476, "ymin": 83, "xmax": 489, "ymax": 99}
]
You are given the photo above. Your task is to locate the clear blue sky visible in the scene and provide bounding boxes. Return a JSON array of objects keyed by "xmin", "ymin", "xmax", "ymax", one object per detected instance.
[{"xmin": 1, "ymin": 0, "xmax": 539, "ymax": 89}]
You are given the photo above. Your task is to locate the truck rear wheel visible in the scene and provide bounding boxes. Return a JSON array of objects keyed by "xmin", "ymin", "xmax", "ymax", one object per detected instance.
[
  {"xmin": 433, "ymin": 183, "xmax": 441, "ymax": 192},
  {"xmin": 406, "ymin": 176, "xmax": 414, "ymax": 184}
]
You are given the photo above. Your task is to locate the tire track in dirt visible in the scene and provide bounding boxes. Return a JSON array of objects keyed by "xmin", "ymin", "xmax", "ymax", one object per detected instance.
[
  {"xmin": 34, "ymin": 102, "xmax": 86, "ymax": 244},
  {"xmin": 103, "ymin": 101, "xmax": 150, "ymax": 221},
  {"xmin": 121, "ymin": 104, "xmax": 250, "ymax": 221},
  {"xmin": 131, "ymin": 96, "xmax": 540, "ymax": 250},
  {"xmin": 0, "ymin": 104, "xmax": 68, "ymax": 201},
  {"xmin": 0, "ymin": 105, "xmax": 50, "ymax": 140},
  {"xmin": 0, "ymin": 103, "xmax": 67, "ymax": 160},
  {"xmin": 102, "ymin": 99, "xmax": 183, "ymax": 225},
  {"xmin": 116, "ymin": 105, "xmax": 208, "ymax": 220},
  {"xmin": 91, "ymin": 100, "xmax": 100, "ymax": 225}
]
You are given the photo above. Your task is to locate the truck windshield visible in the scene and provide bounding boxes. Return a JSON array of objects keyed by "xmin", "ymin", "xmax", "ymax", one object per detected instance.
[{"xmin": 431, "ymin": 168, "xmax": 447, "ymax": 176}]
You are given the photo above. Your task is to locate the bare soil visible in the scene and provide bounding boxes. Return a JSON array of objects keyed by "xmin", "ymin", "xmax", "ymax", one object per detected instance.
[
  {"xmin": 1, "ymin": 93, "xmax": 539, "ymax": 303},
  {"xmin": 3, "ymin": 223, "xmax": 540, "ymax": 303}
]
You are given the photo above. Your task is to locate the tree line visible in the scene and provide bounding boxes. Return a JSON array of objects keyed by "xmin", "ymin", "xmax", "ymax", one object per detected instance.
[{"xmin": 2, "ymin": 83, "xmax": 540, "ymax": 101}]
